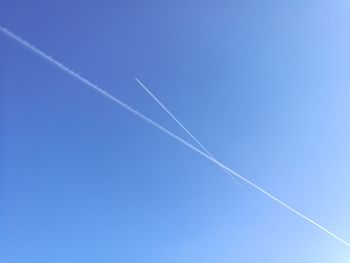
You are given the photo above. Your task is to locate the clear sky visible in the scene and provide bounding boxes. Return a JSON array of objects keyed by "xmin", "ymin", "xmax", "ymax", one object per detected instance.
[{"xmin": 1, "ymin": 0, "xmax": 350, "ymax": 262}]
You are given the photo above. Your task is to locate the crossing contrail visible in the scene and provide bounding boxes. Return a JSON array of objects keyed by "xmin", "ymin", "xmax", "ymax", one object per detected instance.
[
  {"xmin": 1, "ymin": 25, "xmax": 349, "ymax": 248},
  {"xmin": 134, "ymin": 77, "xmax": 256, "ymax": 200}
]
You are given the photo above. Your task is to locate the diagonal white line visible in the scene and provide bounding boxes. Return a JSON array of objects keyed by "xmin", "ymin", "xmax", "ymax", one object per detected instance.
[
  {"xmin": 134, "ymin": 77, "xmax": 256, "ymax": 200},
  {"xmin": 1, "ymin": 25, "xmax": 349, "ymax": 248}
]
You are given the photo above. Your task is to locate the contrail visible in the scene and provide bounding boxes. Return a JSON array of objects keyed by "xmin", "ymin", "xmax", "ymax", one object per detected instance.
[
  {"xmin": 1, "ymin": 25, "xmax": 349, "ymax": 248},
  {"xmin": 134, "ymin": 77, "xmax": 256, "ymax": 200}
]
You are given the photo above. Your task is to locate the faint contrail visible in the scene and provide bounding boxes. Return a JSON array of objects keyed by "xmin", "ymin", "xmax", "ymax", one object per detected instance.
[
  {"xmin": 134, "ymin": 77, "xmax": 256, "ymax": 200},
  {"xmin": 1, "ymin": 25, "xmax": 349, "ymax": 248}
]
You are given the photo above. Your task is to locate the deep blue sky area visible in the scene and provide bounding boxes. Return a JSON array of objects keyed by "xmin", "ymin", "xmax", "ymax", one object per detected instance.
[{"xmin": 1, "ymin": 1, "xmax": 350, "ymax": 262}]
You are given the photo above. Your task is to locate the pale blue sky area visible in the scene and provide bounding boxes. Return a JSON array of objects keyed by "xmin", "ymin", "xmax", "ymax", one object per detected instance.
[{"xmin": 1, "ymin": 1, "xmax": 350, "ymax": 262}]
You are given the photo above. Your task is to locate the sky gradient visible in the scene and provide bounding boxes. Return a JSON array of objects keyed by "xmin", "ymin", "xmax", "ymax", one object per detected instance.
[{"xmin": 1, "ymin": 1, "xmax": 350, "ymax": 262}]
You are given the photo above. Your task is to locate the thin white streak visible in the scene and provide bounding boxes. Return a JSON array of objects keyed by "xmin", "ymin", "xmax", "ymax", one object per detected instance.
[
  {"xmin": 1, "ymin": 25, "xmax": 349, "ymax": 248},
  {"xmin": 134, "ymin": 77, "xmax": 256, "ymax": 200}
]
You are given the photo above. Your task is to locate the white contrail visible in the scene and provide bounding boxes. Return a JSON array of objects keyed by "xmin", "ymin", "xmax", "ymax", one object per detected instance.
[
  {"xmin": 1, "ymin": 25, "xmax": 349, "ymax": 248},
  {"xmin": 134, "ymin": 77, "xmax": 256, "ymax": 200}
]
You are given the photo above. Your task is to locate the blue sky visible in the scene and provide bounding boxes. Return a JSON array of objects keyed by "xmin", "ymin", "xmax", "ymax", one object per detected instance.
[{"xmin": 1, "ymin": 0, "xmax": 350, "ymax": 262}]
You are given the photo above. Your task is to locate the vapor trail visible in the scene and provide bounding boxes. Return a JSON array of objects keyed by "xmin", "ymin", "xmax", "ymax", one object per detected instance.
[
  {"xmin": 1, "ymin": 25, "xmax": 349, "ymax": 248},
  {"xmin": 134, "ymin": 77, "xmax": 256, "ymax": 200}
]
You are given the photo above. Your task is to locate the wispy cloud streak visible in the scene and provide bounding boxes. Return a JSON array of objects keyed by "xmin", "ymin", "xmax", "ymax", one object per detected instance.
[
  {"xmin": 134, "ymin": 77, "xmax": 256, "ymax": 200},
  {"xmin": 1, "ymin": 26, "xmax": 349, "ymax": 248}
]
